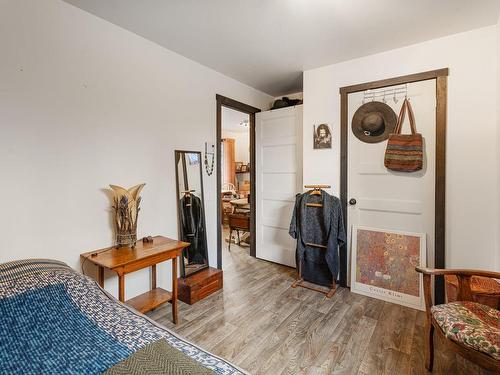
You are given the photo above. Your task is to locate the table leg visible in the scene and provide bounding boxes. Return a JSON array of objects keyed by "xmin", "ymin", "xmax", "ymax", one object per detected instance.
[
  {"xmin": 172, "ymin": 257, "xmax": 178, "ymax": 324},
  {"xmin": 98, "ymin": 266, "xmax": 104, "ymax": 288},
  {"xmin": 151, "ymin": 264, "xmax": 157, "ymax": 290},
  {"xmin": 118, "ymin": 274, "xmax": 125, "ymax": 302}
]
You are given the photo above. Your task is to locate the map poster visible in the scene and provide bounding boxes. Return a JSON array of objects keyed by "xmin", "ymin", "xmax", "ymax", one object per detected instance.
[{"xmin": 350, "ymin": 226, "xmax": 426, "ymax": 310}]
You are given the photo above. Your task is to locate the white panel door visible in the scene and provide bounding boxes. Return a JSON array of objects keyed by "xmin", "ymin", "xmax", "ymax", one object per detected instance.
[
  {"xmin": 256, "ymin": 106, "xmax": 302, "ymax": 267},
  {"xmin": 347, "ymin": 80, "xmax": 436, "ymax": 284}
]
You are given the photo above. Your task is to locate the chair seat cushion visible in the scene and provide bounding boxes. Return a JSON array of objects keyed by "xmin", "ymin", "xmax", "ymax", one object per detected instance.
[{"xmin": 431, "ymin": 301, "xmax": 500, "ymax": 360}]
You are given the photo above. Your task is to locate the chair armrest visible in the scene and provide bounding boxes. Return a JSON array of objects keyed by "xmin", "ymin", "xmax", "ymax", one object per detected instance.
[{"xmin": 415, "ymin": 267, "xmax": 500, "ymax": 279}]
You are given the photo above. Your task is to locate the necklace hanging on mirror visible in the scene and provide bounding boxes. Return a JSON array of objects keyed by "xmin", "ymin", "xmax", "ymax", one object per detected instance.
[{"xmin": 204, "ymin": 142, "xmax": 215, "ymax": 176}]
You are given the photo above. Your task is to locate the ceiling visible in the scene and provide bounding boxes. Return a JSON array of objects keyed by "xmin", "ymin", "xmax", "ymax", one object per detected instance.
[
  {"xmin": 63, "ymin": 0, "xmax": 500, "ymax": 96},
  {"xmin": 222, "ymin": 107, "xmax": 249, "ymax": 133}
]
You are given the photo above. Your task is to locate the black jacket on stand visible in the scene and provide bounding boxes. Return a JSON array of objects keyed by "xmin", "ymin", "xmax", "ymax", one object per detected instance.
[
  {"xmin": 180, "ymin": 194, "xmax": 206, "ymax": 264},
  {"xmin": 289, "ymin": 190, "xmax": 346, "ymax": 287}
]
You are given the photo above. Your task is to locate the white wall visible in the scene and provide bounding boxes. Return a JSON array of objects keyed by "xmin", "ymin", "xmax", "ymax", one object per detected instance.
[
  {"xmin": 0, "ymin": 0, "xmax": 272, "ymax": 299},
  {"xmin": 303, "ymin": 26, "xmax": 499, "ymax": 271},
  {"xmin": 274, "ymin": 92, "xmax": 303, "ymax": 101},
  {"xmin": 221, "ymin": 130, "xmax": 250, "ymax": 164},
  {"xmin": 222, "ymin": 130, "xmax": 250, "ymax": 191}
]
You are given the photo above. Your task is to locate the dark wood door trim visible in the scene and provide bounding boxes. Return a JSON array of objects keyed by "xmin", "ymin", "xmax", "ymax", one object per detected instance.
[
  {"xmin": 339, "ymin": 68, "xmax": 449, "ymax": 304},
  {"xmin": 434, "ymin": 75, "xmax": 447, "ymax": 302},
  {"xmin": 216, "ymin": 94, "xmax": 261, "ymax": 114},
  {"xmin": 216, "ymin": 94, "xmax": 261, "ymax": 270},
  {"xmin": 339, "ymin": 90, "xmax": 349, "ymax": 288},
  {"xmin": 339, "ymin": 68, "xmax": 449, "ymax": 94}
]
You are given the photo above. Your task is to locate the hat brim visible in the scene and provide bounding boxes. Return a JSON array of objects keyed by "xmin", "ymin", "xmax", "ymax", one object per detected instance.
[{"xmin": 351, "ymin": 101, "xmax": 397, "ymax": 143}]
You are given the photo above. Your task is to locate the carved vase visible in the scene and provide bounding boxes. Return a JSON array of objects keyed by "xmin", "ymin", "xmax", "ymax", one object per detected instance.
[{"xmin": 109, "ymin": 183, "xmax": 145, "ymax": 248}]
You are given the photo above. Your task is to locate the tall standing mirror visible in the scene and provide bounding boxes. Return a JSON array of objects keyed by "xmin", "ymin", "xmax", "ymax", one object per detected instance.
[{"xmin": 175, "ymin": 150, "xmax": 209, "ymax": 277}]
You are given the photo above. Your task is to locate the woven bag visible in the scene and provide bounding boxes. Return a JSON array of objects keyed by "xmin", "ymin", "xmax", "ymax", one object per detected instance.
[{"xmin": 384, "ymin": 99, "xmax": 423, "ymax": 172}]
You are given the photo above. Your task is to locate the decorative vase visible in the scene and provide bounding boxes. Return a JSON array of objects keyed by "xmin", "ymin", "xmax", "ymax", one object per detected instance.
[{"xmin": 109, "ymin": 183, "xmax": 145, "ymax": 248}]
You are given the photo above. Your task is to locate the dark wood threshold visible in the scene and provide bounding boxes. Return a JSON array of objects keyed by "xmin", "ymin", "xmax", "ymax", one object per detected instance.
[{"xmin": 126, "ymin": 287, "xmax": 172, "ymax": 314}]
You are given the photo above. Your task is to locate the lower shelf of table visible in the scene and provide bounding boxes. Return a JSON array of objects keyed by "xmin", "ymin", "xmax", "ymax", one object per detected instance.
[{"xmin": 126, "ymin": 287, "xmax": 172, "ymax": 314}]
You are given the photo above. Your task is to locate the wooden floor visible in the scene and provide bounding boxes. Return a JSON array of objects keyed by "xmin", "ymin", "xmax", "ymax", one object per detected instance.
[{"xmin": 148, "ymin": 241, "xmax": 494, "ymax": 375}]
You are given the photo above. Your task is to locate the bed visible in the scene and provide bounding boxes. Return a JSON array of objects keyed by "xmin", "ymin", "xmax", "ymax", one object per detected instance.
[{"xmin": 0, "ymin": 259, "xmax": 247, "ymax": 375}]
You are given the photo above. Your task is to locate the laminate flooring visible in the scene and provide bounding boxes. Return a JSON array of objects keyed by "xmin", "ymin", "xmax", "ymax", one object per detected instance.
[{"xmin": 147, "ymin": 241, "xmax": 495, "ymax": 375}]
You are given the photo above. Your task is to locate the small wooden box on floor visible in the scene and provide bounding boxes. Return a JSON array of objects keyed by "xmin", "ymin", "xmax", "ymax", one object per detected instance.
[{"xmin": 178, "ymin": 267, "xmax": 223, "ymax": 305}]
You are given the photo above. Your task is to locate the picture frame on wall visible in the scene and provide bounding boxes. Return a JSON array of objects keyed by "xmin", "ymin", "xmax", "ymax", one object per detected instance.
[
  {"xmin": 313, "ymin": 123, "xmax": 332, "ymax": 149},
  {"xmin": 350, "ymin": 226, "xmax": 426, "ymax": 311}
]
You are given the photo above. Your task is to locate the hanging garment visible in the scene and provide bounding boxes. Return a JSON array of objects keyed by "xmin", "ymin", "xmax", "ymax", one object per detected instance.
[
  {"xmin": 180, "ymin": 194, "xmax": 207, "ymax": 264},
  {"xmin": 289, "ymin": 190, "xmax": 346, "ymax": 287}
]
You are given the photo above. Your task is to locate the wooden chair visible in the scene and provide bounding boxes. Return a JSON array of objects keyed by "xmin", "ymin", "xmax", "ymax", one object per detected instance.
[
  {"xmin": 415, "ymin": 267, "xmax": 500, "ymax": 373},
  {"xmin": 227, "ymin": 213, "xmax": 250, "ymax": 251},
  {"xmin": 445, "ymin": 274, "xmax": 500, "ymax": 309}
]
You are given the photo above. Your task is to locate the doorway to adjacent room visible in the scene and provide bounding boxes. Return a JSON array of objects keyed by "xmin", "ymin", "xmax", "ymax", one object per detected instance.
[{"xmin": 216, "ymin": 95, "xmax": 260, "ymax": 269}]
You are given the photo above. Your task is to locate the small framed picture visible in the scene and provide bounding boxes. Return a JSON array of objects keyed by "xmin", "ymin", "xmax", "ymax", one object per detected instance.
[
  {"xmin": 235, "ymin": 162, "xmax": 243, "ymax": 172},
  {"xmin": 313, "ymin": 124, "xmax": 332, "ymax": 149},
  {"xmin": 241, "ymin": 165, "xmax": 248, "ymax": 172}
]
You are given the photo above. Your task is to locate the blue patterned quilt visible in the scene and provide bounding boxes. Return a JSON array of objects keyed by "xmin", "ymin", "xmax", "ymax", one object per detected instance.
[{"xmin": 0, "ymin": 259, "xmax": 246, "ymax": 375}]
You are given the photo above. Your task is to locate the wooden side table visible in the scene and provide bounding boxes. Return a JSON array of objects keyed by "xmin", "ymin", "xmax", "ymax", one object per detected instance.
[{"xmin": 80, "ymin": 236, "xmax": 189, "ymax": 324}]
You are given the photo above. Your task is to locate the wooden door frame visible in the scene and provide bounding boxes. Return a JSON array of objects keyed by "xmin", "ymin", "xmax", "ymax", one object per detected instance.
[
  {"xmin": 339, "ymin": 68, "xmax": 449, "ymax": 304},
  {"xmin": 216, "ymin": 94, "xmax": 261, "ymax": 269}
]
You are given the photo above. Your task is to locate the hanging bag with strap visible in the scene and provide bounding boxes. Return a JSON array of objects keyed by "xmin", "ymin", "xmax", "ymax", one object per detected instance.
[{"xmin": 384, "ymin": 98, "xmax": 423, "ymax": 172}]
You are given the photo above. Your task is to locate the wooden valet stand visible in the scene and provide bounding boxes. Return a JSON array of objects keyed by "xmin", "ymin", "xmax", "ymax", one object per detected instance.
[
  {"xmin": 291, "ymin": 266, "xmax": 338, "ymax": 298},
  {"xmin": 291, "ymin": 185, "xmax": 337, "ymax": 298}
]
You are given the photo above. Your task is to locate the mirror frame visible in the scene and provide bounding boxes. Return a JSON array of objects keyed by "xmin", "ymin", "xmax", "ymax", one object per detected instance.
[{"xmin": 174, "ymin": 150, "xmax": 209, "ymax": 278}]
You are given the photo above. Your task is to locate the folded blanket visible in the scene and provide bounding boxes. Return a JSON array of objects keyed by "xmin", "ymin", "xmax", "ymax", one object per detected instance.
[
  {"xmin": 104, "ymin": 339, "xmax": 215, "ymax": 375},
  {"xmin": 0, "ymin": 259, "xmax": 245, "ymax": 375}
]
